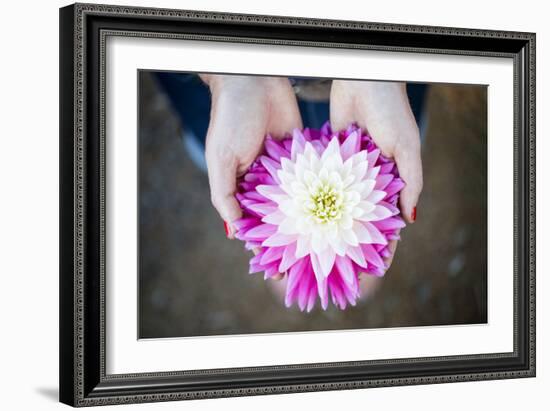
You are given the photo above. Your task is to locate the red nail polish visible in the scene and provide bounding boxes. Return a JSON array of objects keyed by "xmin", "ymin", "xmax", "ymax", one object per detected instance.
[
  {"xmin": 223, "ymin": 221, "xmax": 230, "ymax": 237},
  {"xmin": 411, "ymin": 207, "xmax": 417, "ymax": 222}
]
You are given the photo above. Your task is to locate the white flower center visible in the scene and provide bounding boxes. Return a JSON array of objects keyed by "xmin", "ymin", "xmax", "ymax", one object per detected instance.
[{"xmin": 308, "ymin": 184, "xmax": 344, "ymax": 224}]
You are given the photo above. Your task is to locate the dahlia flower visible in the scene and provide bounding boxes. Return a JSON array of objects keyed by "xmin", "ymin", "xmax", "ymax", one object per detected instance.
[{"xmin": 235, "ymin": 122, "xmax": 405, "ymax": 311}]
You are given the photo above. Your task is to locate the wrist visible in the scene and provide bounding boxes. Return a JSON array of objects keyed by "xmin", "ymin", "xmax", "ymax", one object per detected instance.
[
  {"xmin": 203, "ymin": 74, "xmax": 289, "ymax": 96},
  {"xmin": 333, "ymin": 79, "xmax": 406, "ymax": 95}
]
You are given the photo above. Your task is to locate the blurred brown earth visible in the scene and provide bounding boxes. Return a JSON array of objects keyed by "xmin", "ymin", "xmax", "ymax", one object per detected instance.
[{"xmin": 138, "ymin": 72, "xmax": 487, "ymax": 338}]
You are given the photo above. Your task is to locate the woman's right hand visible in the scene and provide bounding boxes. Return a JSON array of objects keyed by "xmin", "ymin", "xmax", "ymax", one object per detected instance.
[{"xmin": 201, "ymin": 75, "xmax": 302, "ymax": 238}]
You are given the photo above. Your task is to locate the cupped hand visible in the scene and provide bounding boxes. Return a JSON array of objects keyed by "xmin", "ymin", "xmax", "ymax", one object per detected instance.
[
  {"xmin": 330, "ymin": 80, "xmax": 423, "ymax": 268},
  {"xmin": 201, "ymin": 75, "xmax": 303, "ymax": 238}
]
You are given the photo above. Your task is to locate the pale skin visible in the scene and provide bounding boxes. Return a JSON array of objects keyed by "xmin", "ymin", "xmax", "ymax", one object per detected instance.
[{"xmin": 201, "ymin": 74, "xmax": 422, "ymax": 272}]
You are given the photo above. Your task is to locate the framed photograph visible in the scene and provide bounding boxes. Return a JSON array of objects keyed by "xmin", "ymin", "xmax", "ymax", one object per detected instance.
[{"xmin": 59, "ymin": 3, "xmax": 535, "ymax": 407}]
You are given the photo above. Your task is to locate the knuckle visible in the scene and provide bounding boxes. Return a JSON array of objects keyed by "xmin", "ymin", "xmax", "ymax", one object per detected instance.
[
  {"xmin": 213, "ymin": 145, "xmax": 235, "ymax": 163},
  {"xmin": 210, "ymin": 192, "xmax": 222, "ymax": 210},
  {"xmin": 206, "ymin": 142, "xmax": 235, "ymax": 165}
]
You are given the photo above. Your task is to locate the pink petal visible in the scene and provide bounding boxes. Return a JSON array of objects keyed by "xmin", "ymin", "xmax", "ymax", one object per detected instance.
[
  {"xmin": 374, "ymin": 174, "xmax": 393, "ymax": 190},
  {"xmin": 367, "ymin": 190, "xmax": 387, "ymax": 204},
  {"xmin": 329, "ymin": 278, "xmax": 347, "ymax": 310},
  {"xmin": 341, "ymin": 229, "xmax": 359, "ymax": 247},
  {"xmin": 379, "ymin": 163, "xmax": 395, "ymax": 174},
  {"xmin": 260, "ymin": 156, "xmax": 281, "ymax": 183},
  {"xmin": 352, "ymin": 161, "xmax": 368, "ymax": 182},
  {"xmin": 360, "ymin": 205, "xmax": 393, "ymax": 222},
  {"xmin": 360, "ymin": 244, "xmax": 385, "ymax": 268},
  {"xmin": 317, "ymin": 248, "xmax": 336, "ymax": 277},
  {"xmin": 384, "ymin": 178, "xmax": 405, "ymax": 197},
  {"xmin": 265, "ymin": 138, "xmax": 289, "ymax": 161},
  {"xmin": 340, "ymin": 130, "xmax": 360, "ymax": 160},
  {"xmin": 249, "ymin": 252, "xmax": 264, "ymax": 273},
  {"xmin": 295, "ymin": 236, "xmax": 311, "ymax": 259},
  {"xmin": 239, "ymin": 182, "xmax": 258, "ymax": 192},
  {"xmin": 334, "ymin": 255, "xmax": 355, "ymax": 286},
  {"xmin": 261, "ymin": 210, "xmax": 286, "ymax": 225},
  {"xmin": 279, "ymin": 242, "xmax": 298, "ymax": 272},
  {"xmin": 291, "ymin": 129, "xmax": 306, "ymax": 160},
  {"xmin": 260, "ymin": 246, "xmax": 285, "ymax": 265},
  {"xmin": 263, "ymin": 264, "xmax": 280, "ymax": 279},
  {"xmin": 263, "ymin": 232, "xmax": 298, "ymax": 247},
  {"xmin": 346, "ymin": 245, "xmax": 368, "ymax": 268},
  {"xmin": 306, "ymin": 290, "xmax": 316, "ymax": 312},
  {"xmin": 233, "ymin": 218, "xmax": 260, "ymax": 231},
  {"xmin": 310, "ymin": 140, "xmax": 325, "ymax": 155},
  {"xmin": 256, "ymin": 184, "xmax": 286, "ymax": 202},
  {"xmin": 298, "ymin": 266, "xmax": 313, "ymax": 311},
  {"xmin": 372, "ymin": 217, "xmax": 406, "ymax": 231},
  {"xmin": 318, "ymin": 278, "xmax": 329, "ymax": 310},
  {"xmin": 367, "ymin": 149, "xmax": 380, "ymax": 167},
  {"xmin": 352, "ymin": 221, "xmax": 373, "ymax": 243},
  {"xmin": 244, "ymin": 172, "xmax": 274, "ymax": 185},
  {"xmin": 247, "ymin": 202, "xmax": 278, "ymax": 216},
  {"xmin": 286, "ymin": 257, "xmax": 307, "ymax": 303},
  {"xmin": 310, "ymin": 253, "xmax": 324, "ymax": 282},
  {"xmin": 321, "ymin": 121, "xmax": 332, "ymax": 136},
  {"xmin": 363, "ymin": 222, "xmax": 388, "ymax": 245},
  {"xmin": 243, "ymin": 224, "xmax": 277, "ymax": 240},
  {"xmin": 378, "ymin": 201, "xmax": 400, "ymax": 215},
  {"xmin": 242, "ymin": 191, "xmax": 266, "ymax": 201},
  {"xmin": 366, "ymin": 165, "xmax": 381, "ymax": 181},
  {"xmin": 310, "ymin": 255, "xmax": 329, "ymax": 309},
  {"xmin": 283, "ymin": 139, "xmax": 292, "ymax": 152}
]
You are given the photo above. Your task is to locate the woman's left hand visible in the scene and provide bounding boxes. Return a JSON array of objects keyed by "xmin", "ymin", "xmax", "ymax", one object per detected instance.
[{"xmin": 330, "ymin": 80, "xmax": 423, "ymax": 269}]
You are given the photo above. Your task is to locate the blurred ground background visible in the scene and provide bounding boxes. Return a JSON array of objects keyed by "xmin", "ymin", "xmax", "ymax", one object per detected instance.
[{"xmin": 138, "ymin": 72, "xmax": 487, "ymax": 338}]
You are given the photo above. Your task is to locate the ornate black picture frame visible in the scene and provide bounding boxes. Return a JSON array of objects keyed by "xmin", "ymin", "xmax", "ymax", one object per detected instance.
[{"xmin": 59, "ymin": 3, "xmax": 535, "ymax": 407}]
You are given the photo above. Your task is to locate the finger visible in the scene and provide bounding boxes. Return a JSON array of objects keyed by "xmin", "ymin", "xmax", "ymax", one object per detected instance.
[
  {"xmin": 329, "ymin": 80, "xmax": 355, "ymax": 133},
  {"xmin": 394, "ymin": 139, "xmax": 423, "ymax": 224},
  {"xmin": 383, "ymin": 238, "xmax": 399, "ymax": 270},
  {"xmin": 205, "ymin": 145, "xmax": 242, "ymax": 239},
  {"xmin": 358, "ymin": 275, "xmax": 383, "ymax": 299},
  {"xmin": 267, "ymin": 83, "xmax": 303, "ymax": 138}
]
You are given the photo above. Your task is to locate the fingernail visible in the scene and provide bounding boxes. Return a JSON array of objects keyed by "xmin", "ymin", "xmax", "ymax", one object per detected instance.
[
  {"xmin": 411, "ymin": 207, "xmax": 417, "ymax": 222},
  {"xmin": 223, "ymin": 221, "xmax": 231, "ymax": 238}
]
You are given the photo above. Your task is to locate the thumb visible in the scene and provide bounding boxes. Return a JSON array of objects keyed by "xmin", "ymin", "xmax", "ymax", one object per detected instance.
[
  {"xmin": 266, "ymin": 83, "xmax": 303, "ymax": 138},
  {"xmin": 394, "ymin": 140, "xmax": 423, "ymax": 224},
  {"xmin": 329, "ymin": 81, "xmax": 355, "ymax": 133}
]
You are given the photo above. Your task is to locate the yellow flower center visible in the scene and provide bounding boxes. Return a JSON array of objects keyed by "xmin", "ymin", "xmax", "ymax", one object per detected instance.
[{"xmin": 310, "ymin": 184, "xmax": 344, "ymax": 223}]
